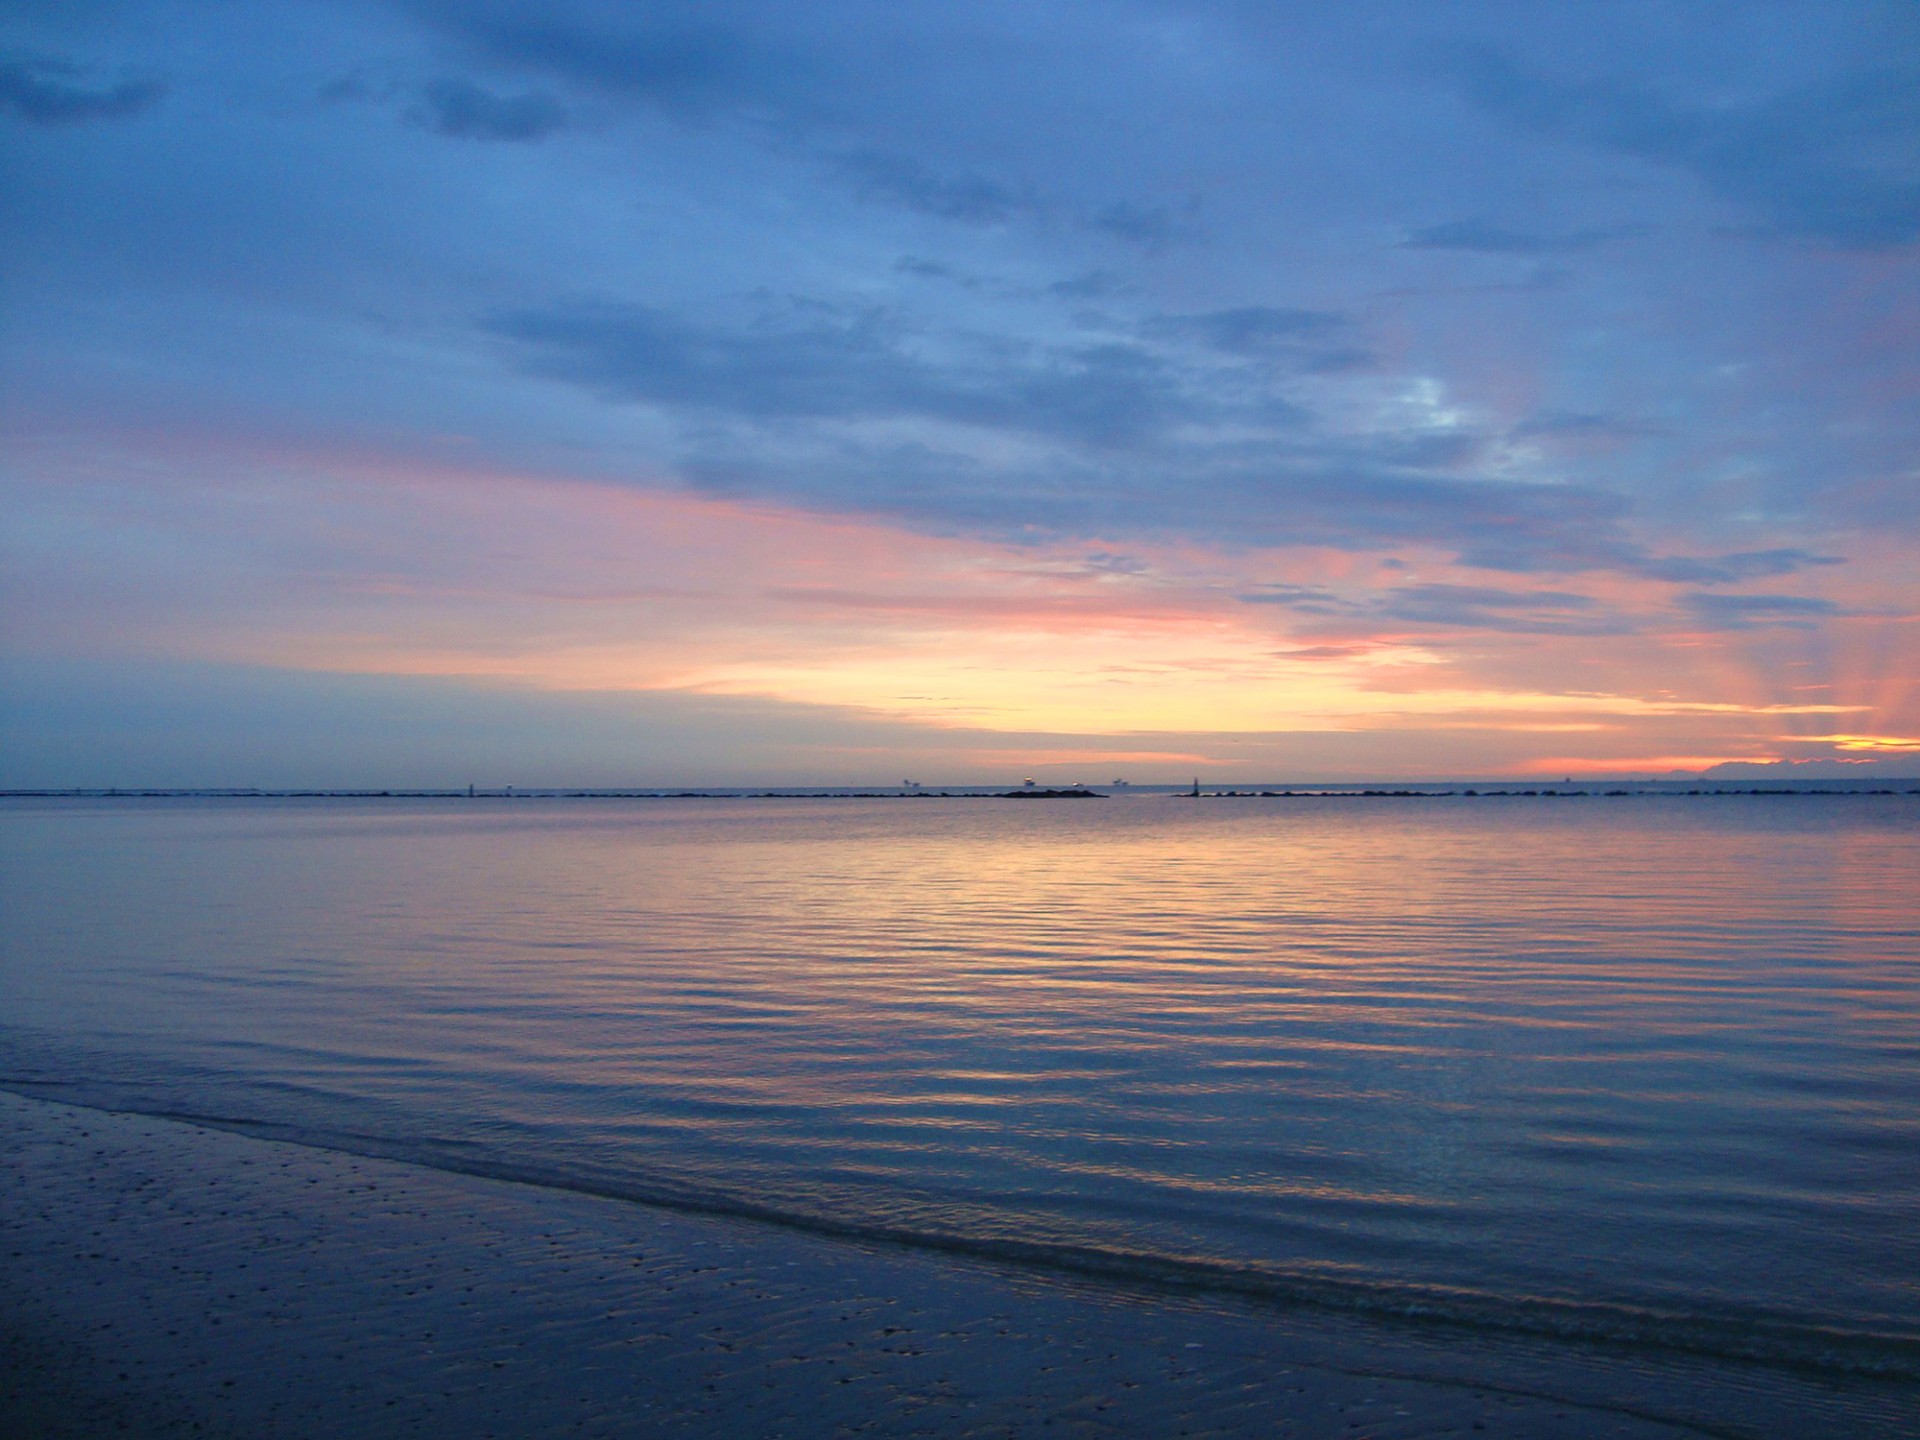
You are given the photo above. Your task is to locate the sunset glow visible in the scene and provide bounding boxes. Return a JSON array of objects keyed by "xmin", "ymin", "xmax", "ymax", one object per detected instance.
[{"xmin": 3, "ymin": 3, "xmax": 1916, "ymax": 784}]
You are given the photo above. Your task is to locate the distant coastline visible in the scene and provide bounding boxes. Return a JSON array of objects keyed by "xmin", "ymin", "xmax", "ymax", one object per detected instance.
[{"xmin": 6, "ymin": 782, "xmax": 1918, "ymax": 801}]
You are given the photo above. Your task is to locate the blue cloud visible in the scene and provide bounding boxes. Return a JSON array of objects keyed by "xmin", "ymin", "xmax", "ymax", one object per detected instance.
[
  {"xmin": 1378, "ymin": 582, "xmax": 1628, "ymax": 635},
  {"xmin": 1636, "ymin": 550, "xmax": 1843, "ymax": 585},
  {"xmin": 423, "ymin": 6, "xmax": 768, "ymax": 119},
  {"xmin": 416, "ymin": 2, "xmax": 1199, "ymax": 242},
  {"xmin": 413, "ymin": 78, "xmax": 569, "ymax": 141},
  {"xmin": 1400, "ymin": 220, "xmax": 1626, "ymax": 254},
  {"xmin": 1088, "ymin": 196, "xmax": 1202, "ymax": 246},
  {"xmin": 1510, "ymin": 410, "xmax": 1666, "ymax": 440},
  {"xmin": 1457, "ymin": 48, "xmax": 1920, "ymax": 247},
  {"xmin": 1243, "ymin": 580, "xmax": 1631, "ymax": 637},
  {"xmin": 837, "ymin": 150, "xmax": 1042, "ymax": 226},
  {"xmin": 481, "ymin": 285, "xmax": 1869, "ymax": 586},
  {"xmin": 1680, "ymin": 593, "xmax": 1844, "ymax": 629},
  {"xmin": 0, "ymin": 56, "xmax": 163, "ymax": 124},
  {"xmin": 1143, "ymin": 307, "xmax": 1350, "ymax": 356},
  {"xmin": 488, "ymin": 298, "xmax": 1189, "ymax": 445}
]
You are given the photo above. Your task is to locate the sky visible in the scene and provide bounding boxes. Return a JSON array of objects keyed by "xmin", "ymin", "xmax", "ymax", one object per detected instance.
[{"xmin": 2, "ymin": 0, "xmax": 1917, "ymax": 785}]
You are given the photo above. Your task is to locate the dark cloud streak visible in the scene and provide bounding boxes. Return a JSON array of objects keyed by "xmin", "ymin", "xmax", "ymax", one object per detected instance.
[
  {"xmin": 1242, "ymin": 580, "xmax": 1632, "ymax": 636},
  {"xmin": 1680, "ymin": 593, "xmax": 1845, "ymax": 629},
  {"xmin": 1400, "ymin": 220, "xmax": 1627, "ymax": 254},
  {"xmin": 1143, "ymin": 306, "xmax": 1350, "ymax": 356},
  {"xmin": 488, "ymin": 299, "xmax": 1184, "ymax": 445},
  {"xmin": 413, "ymin": 77, "xmax": 568, "ymax": 140},
  {"xmin": 1636, "ymin": 549, "xmax": 1842, "ymax": 585},
  {"xmin": 1456, "ymin": 47, "xmax": 1920, "ymax": 247},
  {"xmin": 424, "ymin": 6, "xmax": 767, "ymax": 118},
  {"xmin": 837, "ymin": 150, "xmax": 1042, "ymax": 226},
  {"xmin": 0, "ymin": 56, "xmax": 163, "ymax": 124},
  {"xmin": 416, "ymin": 2, "xmax": 1198, "ymax": 243}
]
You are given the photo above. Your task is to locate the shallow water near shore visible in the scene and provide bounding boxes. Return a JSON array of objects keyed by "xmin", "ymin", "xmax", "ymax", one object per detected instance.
[{"xmin": 3, "ymin": 794, "xmax": 1917, "ymax": 1432}]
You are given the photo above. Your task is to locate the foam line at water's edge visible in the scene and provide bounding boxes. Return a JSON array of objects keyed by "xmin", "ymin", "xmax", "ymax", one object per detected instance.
[{"xmin": 7, "ymin": 1084, "xmax": 1917, "ymax": 1387}]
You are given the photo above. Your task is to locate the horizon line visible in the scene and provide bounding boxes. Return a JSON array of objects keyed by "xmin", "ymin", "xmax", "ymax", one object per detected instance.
[{"xmin": 7, "ymin": 779, "xmax": 1920, "ymax": 800}]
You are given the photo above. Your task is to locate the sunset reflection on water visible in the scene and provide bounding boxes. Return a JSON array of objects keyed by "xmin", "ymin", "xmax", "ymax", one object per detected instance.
[{"xmin": 3, "ymin": 794, "xmax": 1917, "ymax": 1376}]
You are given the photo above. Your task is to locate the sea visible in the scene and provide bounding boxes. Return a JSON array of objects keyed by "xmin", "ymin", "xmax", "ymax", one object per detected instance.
[{"xmin": 3, "ymin": 789, "xmax": 1917, "ymax": 1435}]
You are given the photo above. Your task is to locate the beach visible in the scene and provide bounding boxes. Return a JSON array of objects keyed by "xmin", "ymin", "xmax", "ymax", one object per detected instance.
[{"xmin": 3, "ymin": 1090, "xmax": 1754, "ymax": 1440}]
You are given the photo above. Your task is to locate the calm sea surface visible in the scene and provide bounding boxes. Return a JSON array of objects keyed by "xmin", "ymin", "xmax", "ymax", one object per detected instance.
[{"xmin": 4, "ymin": 795, "xmax": 1917, "ymax": 1428}]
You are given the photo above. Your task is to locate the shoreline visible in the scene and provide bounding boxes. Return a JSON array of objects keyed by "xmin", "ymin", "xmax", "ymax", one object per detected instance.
[{"xmin": 0, "ymin": 1091, "xmax": 1808, "ymax": 1440}]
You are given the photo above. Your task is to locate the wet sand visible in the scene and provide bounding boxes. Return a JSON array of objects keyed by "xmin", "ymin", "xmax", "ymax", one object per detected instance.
[{"xmin": 0, "ymin": 1092, "xmax": 1777, "ymax": 1438}]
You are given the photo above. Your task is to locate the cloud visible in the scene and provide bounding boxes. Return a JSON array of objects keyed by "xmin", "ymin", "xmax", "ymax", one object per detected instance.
[
  {"xmin": 487, "ymin": 297, "xmax": 1191, "ymax": 445},
  {"xmin": 1143, "ymin": 306, "xmax": 1349, "ymax": 356},
  {"xmin": 1048, "ymin": 271, "xmax": 1128, "ymax": 300},
  {"xmin": 1510, "ymin": 410, "xmax": 1666, "ymax": 440},
  {"xmin": 837, "ymin": 150, "xmax": 1041, "ymax": 226},
  {"xmin": 0, "ymin": 56, "xmax": 163, "ymax": 125},
  {"xmin": 1679, "ymin": 592, "xmax": 1843, "ymax": 629},
  {"xmin": 834, "ymin": 152, "xmax": 1197, "ymax": 243},
  {"xmin": 1243, "ymin": 580, "xmax": 1630, "ymax": 636},
  {"xmin": 412, "ymin": 77, "xmax": 569, "ymax": 141},
  {"xmin": 419, "ymin": 3, "xmax": 1193, "ymax": 242},
  {"xmin": 1400, "ymin": 220, "xmax": 1622, "ymax": 254},
  {"xmin": 1238, "ymin": 583, "xmax": 1352, "ymax": 615},
  {"xmin": 1081, "ymin": 551, "xmax": 1150, "ymax": 577},
  {"xmin": 1088, "ymin": 197, "xmax": 1202, "ymax": 246},
  {"xmin": 1247, "ymin": 579, "xmax": 1857, "ymax": 639},
  {"xmin": 1634, "ymin": 549, "xmax": 1843, "ymax": 585},
  {"xmin": 424, "ymin": 6, "xmax": 769, "ymax": 119},
  {"xmin": 1273, "ymin": 643, "xmax": 1380, "ymax": 661},
  {"xmin": 1378, "ymin": 582, "xmax": 1626, "ymax": 634},
  {"xmin": 667, "ymin": 424, "xmax": 1665, "ymax": 566},
  {"xmin": 1455, "ymin": 528, "xmax": 1844, "ymax": 589},
  {"xmin": 1702, "ymin": 756, "xmax": 1920, "ymax": 780},
  {"xmin": 483, "ymin": 293, "xmax": 1847, "ymax": 579},
  {"xmin": 480, "ymin": 294, "xmax": 1556, "ymax": 549},
  {"xmin": 1456, "ymin": 48, "xmax": 1920, "ymax": 247}
]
